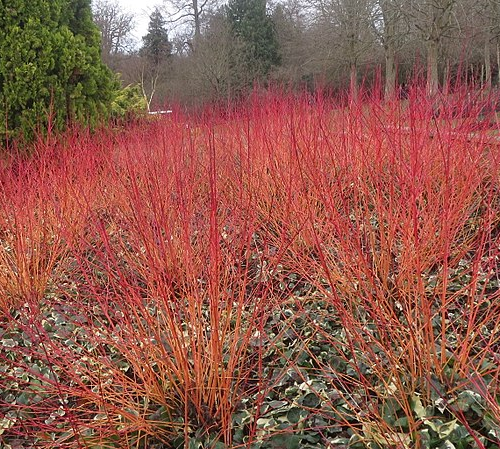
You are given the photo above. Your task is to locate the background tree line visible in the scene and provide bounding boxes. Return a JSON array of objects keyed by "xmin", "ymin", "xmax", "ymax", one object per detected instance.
[
  {"xmin": 94, "ymin": 0, "xmax": 500, "ymax": 109},
  {"xmin": 1, "ymin": 0, "xmax": 497, "ymax": 145}
]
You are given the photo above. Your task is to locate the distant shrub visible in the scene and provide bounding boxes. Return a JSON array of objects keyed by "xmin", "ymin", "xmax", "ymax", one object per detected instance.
[{"xmin": 111, "ymin": 83, "xmax": 148, "ymax": 120}]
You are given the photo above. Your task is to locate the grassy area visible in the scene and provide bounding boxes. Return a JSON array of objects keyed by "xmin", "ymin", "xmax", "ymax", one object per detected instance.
[{"xmin": 1, "ymin": 91, "xmax": 500, "ymax": 449}]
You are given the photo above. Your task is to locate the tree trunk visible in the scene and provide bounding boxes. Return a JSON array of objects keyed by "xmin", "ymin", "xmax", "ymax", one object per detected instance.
[
  {"xmin": 380, "ymin": 0, "xmax": 399, "ymax": 101},
  {"xmin": 350, "ymin": 62, "xmax": 358, "ymax": 101},
  {"xmin": 442, "ymin": 59, "xmax": 450, "ymax": 95},
  {"xmin": 497, "ymin": 42, "xmax": 500, "ymax": 86},
  {"xmin": 193, "ymin": 0, "xmax": 201, "ymax": 46},
  {"xmin": 426, "ymin": 39, "xmax": 439, "ymax": 97},
  {"xmin": 485, "ymin": 38, "xmax": 492, "ymax": 90},
  {"xmin": 384, "ymin": 46, "xmax": 397, "ymax": 100}
]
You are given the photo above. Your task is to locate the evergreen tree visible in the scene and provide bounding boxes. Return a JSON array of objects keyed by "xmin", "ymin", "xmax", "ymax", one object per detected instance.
[
  {"xmin": 141, "ymin": 8, "xmax": 172, "ymax": 66},
  {"xmin": 226, "ymin": 0, "xmax": 280, "ymax": 79},
  {"xmin": 139, "ymin": 8, "xmax": 172, "ymax": 112},
  {"xmin": 61, "ymin": 0, "xmax": 118, "ymax": 125},
  {"xmin": 0, "ymin": 0, "xmax": 117, "ymax": 143}
]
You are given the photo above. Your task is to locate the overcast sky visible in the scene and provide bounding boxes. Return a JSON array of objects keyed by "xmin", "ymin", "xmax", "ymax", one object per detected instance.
[{"xmin": 115, "ymin": 0, "xmax": 163, "ymax": 42}]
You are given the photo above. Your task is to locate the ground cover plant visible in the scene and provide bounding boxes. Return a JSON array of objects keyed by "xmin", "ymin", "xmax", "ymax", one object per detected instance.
[{"xmin": 1, "ymin": 88, "xmax": 500, "ymax": 449}]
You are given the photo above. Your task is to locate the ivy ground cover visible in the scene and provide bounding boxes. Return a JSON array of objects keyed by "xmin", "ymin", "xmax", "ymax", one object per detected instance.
[{"xmin": 1, "ymin": 90, "xmax": 500, "ymax": 449}]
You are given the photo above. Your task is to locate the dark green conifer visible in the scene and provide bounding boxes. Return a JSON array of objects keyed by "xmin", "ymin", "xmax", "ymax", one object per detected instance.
[
  {"xmin": 141, "ymin": 8, "xmax": 172, "ymax": 66},
  {"xmin": 0, "ymin": 0, "xmax": 117, "ymax": 143},
  {"xmin": 226, "ymin": 0, "xmax": 280, "ymax": 78}
]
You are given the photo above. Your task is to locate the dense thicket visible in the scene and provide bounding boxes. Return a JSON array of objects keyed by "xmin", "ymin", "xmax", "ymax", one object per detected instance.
[{"xmin": 0, "ymin": 0, "xmax": 117, "ymax": 143}]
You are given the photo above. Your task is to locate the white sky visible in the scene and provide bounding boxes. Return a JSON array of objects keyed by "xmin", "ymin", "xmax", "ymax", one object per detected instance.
[{"xmin": 115, "ymin": 0, "xmax": 164, "ymax": 42}]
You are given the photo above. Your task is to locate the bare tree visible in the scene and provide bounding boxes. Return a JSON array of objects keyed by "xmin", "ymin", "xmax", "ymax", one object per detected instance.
[
  {"xmin": 191, "ymin": 12, "xmax": 234, "ymax": 98},
  {"xmin": 92, "ymin": 0, "xmax": 135, "ymax": 66},
  {"xmin": 409, "ymin": 0, "xmax": 457, "ymax": 96},
  {"xmin": 470, "ymin": 0, "xmax": 500, "ymax": 88},
  {"xmin": 271, "ymin": 0, "xmax": 311, "ymax": 86},
  {"xmin": 312, "ymin": 0, "xmax": 377, "ymax": 98},
  {"xmin": 371, "ymin": 0, "xmax": 410, "ymax": 98},
  {"xmin": 162, "ymin": 0, "xmax": 216, "ymax": 47}
]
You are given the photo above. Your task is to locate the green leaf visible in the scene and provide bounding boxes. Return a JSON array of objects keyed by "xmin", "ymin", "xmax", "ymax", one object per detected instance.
[
  {"xmin": 210, "ymin": 440, "xmax": 227, "ymax": 449},
  {"xmin": 189, "ymin": 438, "xmax": 202, "ymax": 449},
  {"xmin": 453, "ymin": 390, "xmax": 484, "ymax": 415},
  {"xmin": 393, "ymin": 416, "xmax": 409, "ymax": 429},
  {"xmin": 418, "ymin": 429, "xmax": 431, "ymax": 449},
  {"xmin": 330, "ymin": 437, "xmax": 350, "ymax": 445},
  {"xmin": 428, "ymin": 375, "xmax": 446, "ymax": 402},
  {"xmin": 0, "ymin": 416, "xmax": 16, "ymax": 435},
  {"xmin": 381, "ymin": 397, "xmax": 401, "ymax": 426},
  {"xmin": 265, "ymin": 433, "xmax": 301, "ymax": 449},
  {"xmin": 286, "ymin": 407, "xmax": 304, "ymax": 424},
  {"xmin": 148, "ymin": 405, "xmax": 170, "ymax": 421},
  {"xmin": 268, "ymin": 400, "xmax": 288, "ymax": 411},
  {"xmin": 300, "ymin": 392, "xmax": 320, "ymax": 408},
  {"xmin": 411, "ymin": 395, "xmax": 426, "ymax": 419},
  {"xmin": 425, "ymin": 419, "xmax": 459, "ymax": 439},
  {"xmin": 300, "ymin": 432, "xmax": 321, "ymax": 444},
  {"xmin": 233, "ymin": 409, "xmax": 251, "ymax": 426},
  {"xmin": 348, "ymin": 433, "xmax": 365, "ymax": 449},
  {"xmin": 437, "ymin": 420, "xmax": 459, "ymax": 439}
]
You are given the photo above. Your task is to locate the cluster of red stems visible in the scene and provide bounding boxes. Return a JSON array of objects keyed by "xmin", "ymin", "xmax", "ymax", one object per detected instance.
[{"xmin": 1, "ymin": 86, "xmax": 500, "ymax": 448}]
